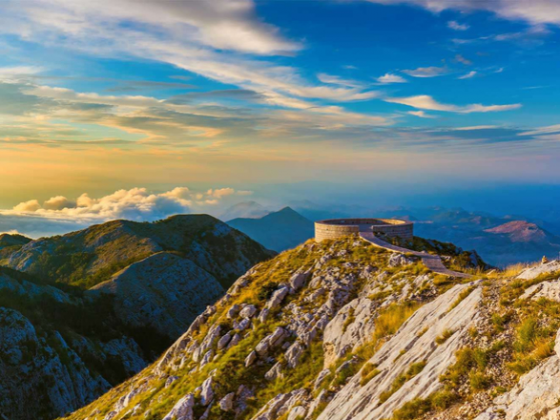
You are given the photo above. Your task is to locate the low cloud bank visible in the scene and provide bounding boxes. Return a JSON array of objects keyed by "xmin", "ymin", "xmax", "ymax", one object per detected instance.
[{"xmin": 0, "ymin": 186, "xmax": 253, "ymax": 238}]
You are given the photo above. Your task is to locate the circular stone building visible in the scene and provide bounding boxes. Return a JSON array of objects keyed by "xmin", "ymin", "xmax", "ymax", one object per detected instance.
[{"xmin": 315, "ymin": 218, "xmax": 414, "ymax": 242}]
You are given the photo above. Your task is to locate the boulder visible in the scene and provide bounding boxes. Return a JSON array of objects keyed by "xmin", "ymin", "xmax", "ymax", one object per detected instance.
[
  {"xmin": 227, "ymin": 304, "xmax": 241, "ymax": 319},
  {"xmin": 266, "ymin": 287, "xmax": 289, "ymax": 310},
  {"xmin": 200, "ymin": 377, "xmax": 214, "ymax": 406},
  {"xmin": 217, "ymin": 333, "xmax": 232, "ymax": 350},
  {"xmin": 245, "ymin": 351, "xmax": 257, "ymax": 367},
  {"xmin": 162, "ymin": 394, "xmax": 194, "ymax": 420},
  {"xmin": 240, "ymin": 305, "xmax": 257, "ymax": 319},
  {"xmin": 285, "ymin": 342, "xmax": 306, "ymax": 369},
  {"xmin": 219, "ymin": 393, "xmax": 235, "ymax": 412},
  {"xmin": 388, "ymin": 253, "xmax": 416, "ymax": 268},
  {"xmin": 289, "ymin": 272, "xmax": 310, "ymax": 292}
]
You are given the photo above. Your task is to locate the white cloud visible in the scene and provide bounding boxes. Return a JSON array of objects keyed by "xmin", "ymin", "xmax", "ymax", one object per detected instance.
[
  {"xmin": 448, "ymin": 21, "xmax": 469, "ymax": 31},
  {"xmin": 207, "ymin": 188, "xmax": 236, "ymax": 199},
  {"xmin": 364, "ymin": 0, "xmax": 560, "ymax": 27},
  {"xmin": 317, "ymin": 73, "xmax": 364, "ymax": 88},
  {"xmin": 0, "ymin": 0, "xmax": 392, "ymax": 134},
  {"xmin": 43, "ymin": 196, "xmax": 76, "ymax": 210},
  {"xmin": 3, "ymin": 186, "xmax": 255, "ymax": 223},
  {"xmin": 402, "ymin": 66, "xmax": 447, "ymax": 78},
  {"xmin": 0, "ymin": 230, "xmax": 21, "ymax": 236},
  {"xmin": 376, "ymin": 73, "xmax": 408, "ymax": 84},
  {"xmin": 518, "ymin": 124, "xmax": 560, "ymax": 136},
  {"xmin": 13, "ymin": 200, "xmax": 41, "ymax": 212},
  {"xmin": 452, "ymin": 125, "xmax": 499, "ymax": 131},
  {"xmin": 458, "ymin": 71, "xmax": 477, "ymax": 79},
  {"xmin": 407, "ymin": 110, "xmax": 436, "ymax": 118},
  {"xmin": 386, "ymin": 95, "xmax": 521, "ymax": 113},
  {"xmin": 1, "ymin": 0, "xmax": 300, "ymax": 56}
]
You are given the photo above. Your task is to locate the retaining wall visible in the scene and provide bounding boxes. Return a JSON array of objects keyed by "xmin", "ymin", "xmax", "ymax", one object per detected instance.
[{"xmin": 315, "ymin": 218, "xmax": 413, "ymax": 242}]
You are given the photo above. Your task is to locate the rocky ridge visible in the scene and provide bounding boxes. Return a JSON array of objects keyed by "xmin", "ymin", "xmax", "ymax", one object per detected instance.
[
  {"xmin": 64, "ymin": 235, "xmax": 496, "ymax": 420},
  {"xmin": 0, "ymin": 215, "xmax": 274, "ymax": 420}
]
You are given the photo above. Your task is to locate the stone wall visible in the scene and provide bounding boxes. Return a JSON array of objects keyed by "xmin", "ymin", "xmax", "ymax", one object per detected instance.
[{"xmin": 315, "ymin": 218, "xmax": 413, "ymax": 242}]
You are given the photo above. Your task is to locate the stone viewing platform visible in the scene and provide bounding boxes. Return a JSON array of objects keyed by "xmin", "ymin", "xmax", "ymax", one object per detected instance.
[{"xmin": 315, "ymin": 218, "xmax": 414, "ymax": 242}]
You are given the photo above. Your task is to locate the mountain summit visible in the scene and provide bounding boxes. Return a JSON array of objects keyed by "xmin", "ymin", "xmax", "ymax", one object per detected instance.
[{"xmin": 228, "ymin": 207, "xmax": 314, "ymax": 252}]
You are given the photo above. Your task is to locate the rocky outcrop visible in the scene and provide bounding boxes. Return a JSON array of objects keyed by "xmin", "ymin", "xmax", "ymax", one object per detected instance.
[
  {"xmin": 91, "ymin": 252, "xmax": 225, "ymax": 338},
  {"xmin": 317, "ymin": 282, "xmax": 482, "ymax": 420},
  {"xmin": 475, "ymin": 328, "xmax": 560, "ymax": 420},
  {"xmin": 60, "ymin": 235, "xmax": 486, "ymax": 420},
  {"xmin": 517, "ymin": 260, "xmax": 560, "ymax": 280},
  {"xmin": 0, "ymin": 307, "xmax": 113, "ymax": 420},
  {"xmin": 520, "ymin": 278, "xmax": 560, "ymax": 301}
]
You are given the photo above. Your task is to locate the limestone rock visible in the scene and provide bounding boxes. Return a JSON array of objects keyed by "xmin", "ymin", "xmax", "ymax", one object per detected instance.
[
  {"xmin": 240, "ymin": 304, "xmax": 257, "ymax": 319},
  {"xmin": 388, "ymin": 253, "xmax": 416, "ymax": 268},
  {"xmin": 219, "ymin": 393, "xmax": 235, "ymax": 411},
  {"xmin": 323, "ymin": 297, "xmax": 377, "ymax": 366},
  {"xmin": 317, "ymin": 282, "xmax": 482, "ymax": 420},
  {"xmin": 162, "ymin": 394, "xmax": 194, "ymax": 420},
  {"xmin": 227, "ymin": 304, "xmax": 241, "ymax": 319},
  {"xmin": 474, "ymin": 355, "xmax": 560, "ymax": 420},
  {"xmin": 517, "ymin": 261, "xmax": 560, "ymax": 280},
  {"xmin": 265, "ymin": 363, "xmax": 283, "ymax": 381},
  {"xmin": 200, "ymin": 377, "xmax": 214, "ymax": 406},
  {"xmin": 91, "ymin": 252, "xmax": 225, "ymax": 339},
  {"xmin": 245, "ymin": 351, "xmax": 257, "ymax": 367},
  {"xmin": 266, "ymin": 287, "xmax": 289, "ymax": 310},
  {"xmin": 285, "ymin": 341, "xmax": 306, "ymax": 369},
  {"xmin": 289, "ymin": 271, "xmax": 311, "ymax": 292},
  {"xmin": 217, "ymin": 332, "xmax": 232, "ymax": 350},
  {"xmin": 521, "ymin": 279, "xmax": 560, "ymax": 301}
]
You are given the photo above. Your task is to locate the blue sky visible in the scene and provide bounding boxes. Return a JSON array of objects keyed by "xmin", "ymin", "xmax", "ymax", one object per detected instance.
[{"xmin": 0, "ymin": 0, "xmax": 560, "ymax": 229}]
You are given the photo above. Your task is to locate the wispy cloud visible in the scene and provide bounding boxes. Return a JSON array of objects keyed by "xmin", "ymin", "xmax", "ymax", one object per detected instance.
[
  {"xmin": 386, "ymin": 95, "xmax": 521, "ymax": 113},
  {"xmin": 376, "ymin": 73, "xmax": 408, "ymax": 84},
  {"xmin": 364, "ymin": 0, "xmax": 560, "ymax": 27},
  {"xmin": 448, "ymin": 21, "xmax": 469, "ymax": 31},
  {"xmin": 458, "ymin": 71, "xmax": 477, "ymax": 79},
  {"xmin": 407, "ymin": 110, "xmax": 436, "ymax": 119},
  {"xmin": 402, "ymin": 66, "xmax": 447, "ymax": 78},
  {"xmin": 317, "ymin": 73, "xmax": 365, "ymax": 89}
]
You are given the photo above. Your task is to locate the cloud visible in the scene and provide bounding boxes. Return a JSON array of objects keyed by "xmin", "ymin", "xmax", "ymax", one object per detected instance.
[
  {"xmin": 454, "ymin": 54, "xmax": 472, "ymax": 66},
  {"xmin": 317, "ymin": 73, "xmax": 364, "ymax": 89},
  {"xmin": 364, "ymin": 0, "xmax": 560, "ymax": 28},
  {"xmin": 458, "ymin": 71, "xmax": 477, "ymax": 79},
  {"xmin": 407, "ymin": 110, "xmax": 436, "ymax": 118},
  {"xmin": 43, "ymin": 196, "xmax": 76, "ymax": 210},
  {"xmin": 376, "ymin": 73, "xmax": 407, "ymax": 84},
  {"xmin": 207, "ymin": 187, "xmax": 236, "ymax": 199},
  {"xmin": 13, "ymin": 200, "xmax": 41, "ymax": 212},
  {"xmin": 386, "ymin": 95, "xmax": 521, "ymax": 113},
  {"xmin": 402, "ymin": 66, "xmax": 447, "ymax": 78},
  {"xmin": 0, "ymin": 0, "xmax": 300, "ymax": 56},
  {"xmin": 448, "ymin": 21, "xmax": 469, "ymax": 31},
  {"xmin": 2, "ymin": 186, "xmax": 257, "ymax": 225}
]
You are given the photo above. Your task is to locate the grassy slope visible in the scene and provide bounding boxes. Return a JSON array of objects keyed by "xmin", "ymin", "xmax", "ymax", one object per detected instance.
[
  {"xmin": 3, "ymin": 215, "xmax": 273, "ymax": 289},
  {"xmin": 63, "ymin": 235, "xmax": 485, "ymax": 420}
]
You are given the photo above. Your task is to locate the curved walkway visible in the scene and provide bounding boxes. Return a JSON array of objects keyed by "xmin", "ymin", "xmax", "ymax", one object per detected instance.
[{"xmin": 360, "ymin": 232, "xmax": 472, "ymax": 279}]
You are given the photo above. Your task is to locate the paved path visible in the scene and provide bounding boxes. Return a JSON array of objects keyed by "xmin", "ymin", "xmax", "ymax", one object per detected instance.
[{"xmin": 360, "ymin": 232, "xmax": 472, "ymax": 279}]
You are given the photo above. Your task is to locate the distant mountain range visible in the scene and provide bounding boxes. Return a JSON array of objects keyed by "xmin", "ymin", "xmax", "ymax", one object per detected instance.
[
  {"xmin": 227, "ymin": 207, "xmax": 315, "ymax": 252},
  {"xmin": 374, "ymin": 207, "xmax": 560, "ymax": 266},
  {"xmin": 225, "ymin": 202, "xmax": 560, "ymax": 266}
]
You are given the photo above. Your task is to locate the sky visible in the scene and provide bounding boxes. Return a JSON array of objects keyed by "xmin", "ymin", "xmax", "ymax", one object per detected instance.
[{"xmin": 1, "ymin": 0, "xmax": 560, "ymax": 235}]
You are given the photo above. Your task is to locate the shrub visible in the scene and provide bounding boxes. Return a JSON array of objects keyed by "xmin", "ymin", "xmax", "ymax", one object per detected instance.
[
  {"xmin": 435, "ymin": 329, "xmax": 454, "ymax": 345},
  {"xmin": 469, "ymin": 372, "xmax": 490, "ymax": 391},
  {"xmin": 360, "ymin": 363, "xmax": 380, "ymax": 386}
]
